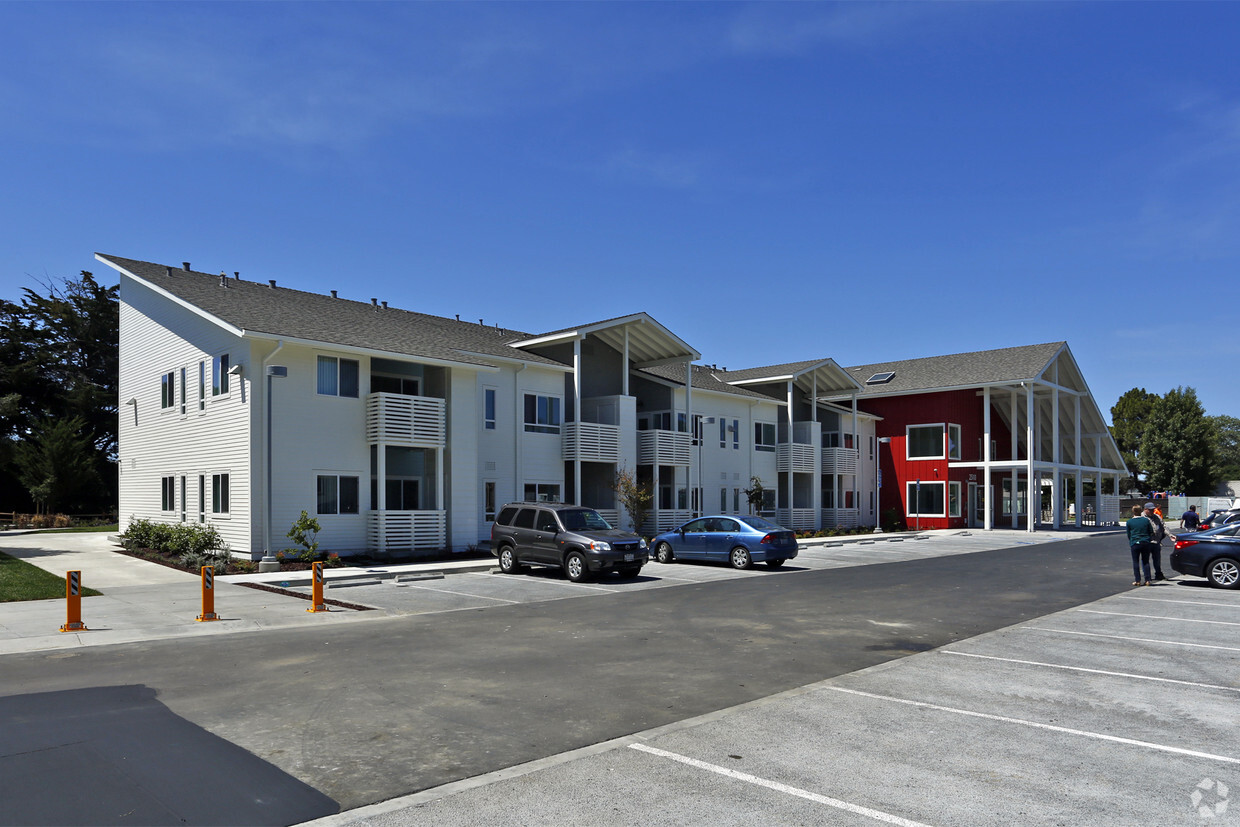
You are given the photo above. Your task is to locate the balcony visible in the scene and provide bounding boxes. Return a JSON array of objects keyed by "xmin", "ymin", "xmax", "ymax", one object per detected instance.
[
  {"xmin": 367, "ymin": 510, "xmax": 447, "ymax": 551},
  {"xmin": 777, "ymin": 443, "xmax": 816, "ymax": 474},
  {"xmin": 637, "ymin": 430, "xmax": 692, "ymax": 466},
  {"xmin": 776, "ymin": 508, "xmax": 816, "ymax": 532},
  {"xmin": 641, "ymin": 509, "xmax": 695, "ymax": 535},
  {"xmin": 366, "ymin": 393, "xmax": 446, "ymax": 448},
  {"xmin": 821, "ymin": 508, "xmax": 860, "ymax": 528},
  {"xmin": 821, "ymin": 447, "xmax": 858, "ymax": 475},
  {"xmin": 563, "ymin": 422, "xmax": 621, "ymax": 462}
]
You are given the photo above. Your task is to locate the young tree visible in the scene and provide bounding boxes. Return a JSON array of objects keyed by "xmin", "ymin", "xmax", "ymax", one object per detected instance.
[
  {"xmin": 742, "ymin": 476, "xmax": 768, "ymax": 515},
  {"xmin": 612, "ymin": 467, "xmax": 653, "ymax": 535},
  {"xmin": 1110, "ymin": 387, "xmax": 1159, "ymax": 484},
  {"xmin": 1140, "ymin": 387, "xmax": 1214, "ymax": 494}
]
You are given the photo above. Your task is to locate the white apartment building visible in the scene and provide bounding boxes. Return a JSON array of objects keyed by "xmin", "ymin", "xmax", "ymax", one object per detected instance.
[{"xmin": 102, "ymin": 254, "xmax": 877, "ymax": 558}]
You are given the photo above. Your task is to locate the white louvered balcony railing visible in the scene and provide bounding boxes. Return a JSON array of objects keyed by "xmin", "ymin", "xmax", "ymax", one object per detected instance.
[
  {"xmin": 563, "ymin": 422, "xmax": 621, "ymax": 462},
  {"xmin": 776, "ymin": 508, "xmax": 816, "ymax": 531},
  {"xmin": 821, "ymin": 447, "xmax": 859, "ymax": 475},
  {"xmin": 821, "ymin": 508, "xmax": 860, "ymax": 528},
  {"xmin": 366, "ymin": 393, "xmax": 446, "ymax": 448},
  {"xmin": 637, "ymin": 431, "xmax": 693, "ymax": 466},
  {"xmin": 777, "ymin": 442, "xmax": 816, "ymax": 474},
  {"xmin": 642, "ymin": 509, "xmax": 695, "ymax": 535},
  {"xmin": 593, "ymin": 509, "xmax": 620, "ymax": 528},
  {"xmin": 367, "ymin": 510, "xmax": 447, "ymax": 551}
]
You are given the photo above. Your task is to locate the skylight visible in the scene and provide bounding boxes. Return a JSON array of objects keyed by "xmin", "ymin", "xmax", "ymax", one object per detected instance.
[{"xmin": 866, "ymin": 372, "xmax": 895, "ymax": 385}]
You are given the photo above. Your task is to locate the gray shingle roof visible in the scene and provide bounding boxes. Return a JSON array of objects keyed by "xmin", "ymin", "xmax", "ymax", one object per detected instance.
[
  {"xmin": 639, "ymin": 363, "xmax": 777, "ymax": 401},
  {"xmin": 98, "ymin": 254, "xmax": 568, "ymax": 369},
  {"xmin": 713, "ymin": 358, "xmax": 835, "ymax": 383},
  {"xmin": 841, "ymin": 342, "xmax": 1067, "ymax": 397}
]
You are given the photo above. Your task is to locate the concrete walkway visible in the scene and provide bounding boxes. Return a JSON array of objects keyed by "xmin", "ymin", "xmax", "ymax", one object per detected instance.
[{"xmin": 0, "ymin": 526, "xmax": 1120, "ymax": 656}]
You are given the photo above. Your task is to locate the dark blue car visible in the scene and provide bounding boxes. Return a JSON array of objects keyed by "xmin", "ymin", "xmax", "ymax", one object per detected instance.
[
  {"xmin": 1170, "ymin": 522, "xmax": 1240, "ymax": 589},
  {"xmin": 652, "ymin": 515, "xmax": 798, "ymax": 569}
]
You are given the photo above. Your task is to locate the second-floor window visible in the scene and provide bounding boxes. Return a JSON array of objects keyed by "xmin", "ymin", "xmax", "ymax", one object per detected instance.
[
  {"xmin": 907, "ymin": 424, "xmax": 945, "ymax": 460},
  {"xmin": 212, "ymin": 354, "xmax": 230, "ymax": 397},
  {"xmin": 524, "ymin": 394, "xmax": 561, "ymax": 434},
  {"xmin": 484, "ymin": 388, "xmax": 496, "ymax": 430},
  {"xmin": 160, "ymin": 372, "xmax": 175, "ymax": 409},
  {"xmin": 755, "ymin": 422, "xmax": 776, "ymax": 452},
  {"xmin": 317, "ymin": 356, "xmax": 359, "ymax": 398}
]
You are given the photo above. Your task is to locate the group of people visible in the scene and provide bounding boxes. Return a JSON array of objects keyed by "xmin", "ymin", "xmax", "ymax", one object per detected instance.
[{"xmin": 1124, "ymin": 502, "xmax": 1182, "ymax": 586}]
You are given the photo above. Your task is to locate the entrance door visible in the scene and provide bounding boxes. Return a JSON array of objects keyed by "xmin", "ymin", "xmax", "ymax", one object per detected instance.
[{"xmin": 969, "ymin": 483, "xmax": 991, "ymax": 528}]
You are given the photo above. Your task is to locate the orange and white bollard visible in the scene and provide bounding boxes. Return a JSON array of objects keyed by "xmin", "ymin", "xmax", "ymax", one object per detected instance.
[
  {"xmin": 196, "ymin": 565, "xmax": 220, "ymax": 622},
  {"xmin": 59, "ymin": 570, "xmax": 87, "ymax": 632},
  {"xmin": 307, "ymin": 561, "xmax": 328, "ymax": 613}
]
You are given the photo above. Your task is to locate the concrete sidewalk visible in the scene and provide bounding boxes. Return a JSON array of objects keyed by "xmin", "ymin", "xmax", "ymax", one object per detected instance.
[{"xmin": 0, "ymin": 531, "xmax": 493, "ymax": 655}]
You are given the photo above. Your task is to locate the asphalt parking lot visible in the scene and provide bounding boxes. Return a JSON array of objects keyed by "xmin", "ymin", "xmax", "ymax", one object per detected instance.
[{"xmin": 308, "ymin": 568, "xmax": 1240, "ymax": 826}]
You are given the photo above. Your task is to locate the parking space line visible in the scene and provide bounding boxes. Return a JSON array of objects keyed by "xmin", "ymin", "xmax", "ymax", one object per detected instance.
[
  {"xmin": 825, "ymin": 687, "xmax": 1240, "ymax": 765},
  {"xmin": 396, "ymin": 582, "xmax": 521, "ymax": 604},
  {"xmin": 1076, "ymin": 609, "xmax": 1240, "ymax": 627},
  {"xmin": 628, "ymin": 743, "xmax": 935, "ymax": 827},
  {"xmin": 1022, "ymin": 627, "xmax": 1240, "ymax": 652},
  {"xmin": 941, "ymin": 651, "xmax": 1240, "ymax": 693},
  {"xmin": 1116, "ymin": 595, "xmax": 1240, "ymax": 609}
]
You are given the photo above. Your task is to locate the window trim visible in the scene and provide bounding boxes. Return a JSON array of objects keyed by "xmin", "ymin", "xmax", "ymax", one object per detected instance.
[
  {"xmin": 755, "ymin": 421, "xmax": 777, "ymax": 452},
  {"xmin": 317, "ymin": 354, "xmax": 360, "ymax": 398},
  {"xmin": 211, "ymin": 472, "xmax": 231, "ymax": 517},
  {"xmin": 483, "ymin": 387, "xmax": 497, "ymax": 431},
  {"xmin": 523, "ymin": 393, "xmax": 562, "ymax": 435},
  {"xmin": 161, "ymin": 475, "xmax": 176, "ymax": 512},
  {"xmin": 947, "ymin": 423, "xmax": 962, "ymax": 461},
  {"xmin": 160, "ymin": 371, "xmax": 176, "ymax": 410},
  {"xmin": 906, "ymin": 423, "xmax": 946, "ymax": 460},
  {"xmin": 907, "ymin": 480, "xmax": 946, "ymax": 517},
  {"xmin": 317, "ymin": 473, "xmax": 361, "ymax": 516},
  {"xmin": 211, "ymin": 354, "xmax": 231, "ymax": 398},
  {"xmin": 948, "ymin": 481, "xmax": 962, "ymax": 518}
]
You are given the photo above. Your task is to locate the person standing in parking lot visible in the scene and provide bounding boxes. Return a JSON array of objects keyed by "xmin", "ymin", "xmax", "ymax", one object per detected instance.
[
  {"xmin": 1145, "ymin": 502, "xmax": 1170, "ymax": 581},
  {"xmin": 1181, "ymin": 505, "xmax": 1201, "ymax": 531},
  {"xmin": 1126, "ymin": 505, "xmax": 1154, "ymax": 586}
]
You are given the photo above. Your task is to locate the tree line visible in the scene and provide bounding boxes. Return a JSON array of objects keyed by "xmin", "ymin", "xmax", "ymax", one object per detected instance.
[
  {"xmin": 1110, "ymin": 387, "xmax": 1239, "ymax": 495},
  {"xmin": 1, "ymin": 272, "xmax": 118, "ymax": 514}
]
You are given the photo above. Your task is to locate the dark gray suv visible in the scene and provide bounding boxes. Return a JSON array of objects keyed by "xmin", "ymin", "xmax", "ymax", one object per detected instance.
[{"xmin": 490, "ymin": 503, "xmax": 648, "ymax": 581}]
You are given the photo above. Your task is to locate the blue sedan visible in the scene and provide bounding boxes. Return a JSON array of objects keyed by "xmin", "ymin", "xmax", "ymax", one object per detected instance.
[{"xmin": 652, "ymin": 515, "xmax": 799, "ymax": 569}]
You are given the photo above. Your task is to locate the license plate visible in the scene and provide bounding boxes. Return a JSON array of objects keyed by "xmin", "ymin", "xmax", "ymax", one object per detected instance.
[{"xmin": 624, "ymin": 553, "xmax": 634, "ymax": 562}]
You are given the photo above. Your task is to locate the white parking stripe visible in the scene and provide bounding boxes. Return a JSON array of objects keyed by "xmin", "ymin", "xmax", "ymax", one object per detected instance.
[
  {"xmin": 400, "ymin": 582, "xmax": 521, "ymax": 603},
  {"xmin": 628, "ymin": 743, "xmax": 935, "ymax": 827},
  {"xmin": 1076, "ymin": 609, "xmax": 1240, "ymax": 627},
  {"xmin": 941, "ymin": 651, "xmax": 1240, "ymax": 693},
  {"xmin": 1117, "ymin": 595, "xmax": 1240, "ymax": 609},
  {"xmin": 1022, "ymin": 626, "xmax": 1240, "ymax": 652},
  {"xmin": 825, "ymin": 687, "xmax": 1240, "ymax": 765}
]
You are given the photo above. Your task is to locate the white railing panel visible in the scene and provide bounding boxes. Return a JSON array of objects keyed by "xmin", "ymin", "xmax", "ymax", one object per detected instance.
[
  {"xmin": 366, "ymin": 393, "xmax": 446, "ymax": 448},
  {"xmin": 777, "ymin": 443, "xmax": 816, "ymax": 473},
  {"xmin": 563, "ymin": 422, "xmax": 621, "ymax": 462},
  {"xmin": 366, "ymin": 510, "xmax": 447, "ymax": 551},
  {"xmin": 643, "ymin": 509, "xmax": 695, "ymax": 535},
  {"xmin": 821, "ymin": 508, "xmax": 860, "ymax": 528},
  {"xmin": 821, "ymin": 447, "xmax": 859, "ymax": 475},
  {"xmin": 637, "ymin": 431, "xmax": 693, "ymax": 466},
  {"xmin": 776, "ymin": 508, "xmax": 816, "ymax": 532}
]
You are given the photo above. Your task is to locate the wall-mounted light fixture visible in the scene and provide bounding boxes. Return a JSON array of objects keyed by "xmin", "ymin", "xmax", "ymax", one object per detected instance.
[{"xmin": 227, "ymin": 364, "xmax": 244, "ymax": 376}]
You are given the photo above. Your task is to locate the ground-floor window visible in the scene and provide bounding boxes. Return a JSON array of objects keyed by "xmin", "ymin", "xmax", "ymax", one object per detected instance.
[
  {"xmin": 907, "ymin": 481, "xmax": 945, "ymax": 517},
  {"xmin": 484, "ymin": 481, "xmax": 497, "ymax": 521},
  {"xmin": 317, "ymin": 475, "xmax": 360, "ymax": 515},
  {"xmin": 212, "ymin": 473, "xmax": 230, "ymax": 515},
  {"xmin": 1002, "ymin": 478, "xmax": 1029, "ymax": 515},
  {"xmin": 948, "ymin": 481, "xmax": 962, "ymax": 517},
  {"xmin": 524, "ymin": 483, "xmax": 560, "ymax": 503},
  {"xmin": 161, "ymin": 476, "xmax": 175, "ymax": 512}
]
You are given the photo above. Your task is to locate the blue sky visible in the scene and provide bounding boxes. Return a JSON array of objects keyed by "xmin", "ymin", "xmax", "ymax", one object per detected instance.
[{"xmin": 3, "ymin": 2, "xmax": 1237, "ymax": 421}]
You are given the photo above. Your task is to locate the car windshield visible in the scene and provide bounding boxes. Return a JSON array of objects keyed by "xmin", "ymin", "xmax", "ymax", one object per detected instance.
[
  {"xmin": 560, "ymin": 509, "xmax": 612, "ymax": 531},
  {"xmin": 738, "ymin": 516, "xmax": 781, "ymax": 531}
]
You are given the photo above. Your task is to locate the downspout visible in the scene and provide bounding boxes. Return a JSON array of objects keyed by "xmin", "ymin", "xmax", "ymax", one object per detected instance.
[{"xmin": 259, "ymin": 340, "xmax": 284, "ymax": 569}]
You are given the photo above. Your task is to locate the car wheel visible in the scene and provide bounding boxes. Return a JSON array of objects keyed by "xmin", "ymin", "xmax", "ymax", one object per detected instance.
[
  {"xmin": 766, "ymin": 558, "xmax": 785, "ymax": 569},
  {"xmin": 498, "ymin": 546, "xmax": 521, "ymax": 574},
  {"xmin": 730, "ymin": 546, "xmax": 753, "ymax": 570},
  {"xmin": 615, "ymin": 565, "xmax": 641, "ymax": 579},
  {"xmin": 656, "ymin": 542, "xmax": 675, "ymax": 564},
  {"xmin": 564, "ymin": 551, "xmax": 591, "ymax": 583},
  {"xmin": 1206, "ymin": 557, "xmax": 1240, "ymax": 589}
]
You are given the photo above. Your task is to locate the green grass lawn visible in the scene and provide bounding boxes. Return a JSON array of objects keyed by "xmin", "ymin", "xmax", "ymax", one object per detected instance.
[{"xmin": 0, "ymin": 552, "xmax": 103, "ymax": 602}]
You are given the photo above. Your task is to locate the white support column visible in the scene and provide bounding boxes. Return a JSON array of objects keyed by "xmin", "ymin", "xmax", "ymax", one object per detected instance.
[
  {"xmin": 685, "ymin": 360, "xmax": 694, "ymax": 514},
  {"xmin": 983, "ymin": 386, "xmax": 992, "ymax": 530},
  {"xmin": 1052, "ymin": 384, "xmax": 1061, "ymax": 530},
  {"xmin": 377, "ymin": 442, "xmax": 387, "ymax": 550},
  {"xmin": 1010, "ymin": 390, "xmax": 1018, "ymax": 463},
  {"xmin": 622, "ymin": 327, "xmax": 630, "ymax": 397},
  {"xmin": 787, "ymin": 379, "xmax": 795, "ymax": 524},
  {"xmin": 574, "ymin": 338, "xmax": 582, "ymax": 506},
  {"xmin": 812, "ymin": 374, "xmax": 821, "ymax": 530},
  {"xmin": 1026, "ymin": 384, "xmax": 1036, "ymax": 533}
]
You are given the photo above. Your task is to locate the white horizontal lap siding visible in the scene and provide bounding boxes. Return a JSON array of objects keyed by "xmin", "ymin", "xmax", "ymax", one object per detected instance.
[
  {"xmin": 118, "ymin": 278, "xmax": 253, "ymax": 554},
  {"xmin": 519, "ymin": 370, "xmax": 566, "ymax": 485},
  {"xmin": 267, "ymin": 345, "xmax": 370, "ymax": 555}
]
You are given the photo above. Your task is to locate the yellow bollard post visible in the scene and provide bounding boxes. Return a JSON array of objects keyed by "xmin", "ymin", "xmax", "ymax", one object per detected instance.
[
  {"xmin": 196, "ymin": 565, "xmax": 220, "ymax": 621},
  {"xmin": 307, "ymin": 561, "xmax": 328, "ymax": 613},
  {"xmin": 60, "ymin": 570, "xmax": 88, "ymax": 632}
]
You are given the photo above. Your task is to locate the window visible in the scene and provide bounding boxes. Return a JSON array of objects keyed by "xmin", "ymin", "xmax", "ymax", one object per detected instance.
[
  {"xmin": 180, "ymin": 475, "xmax": 187, "ymax": 522},
  {"xmin": 212, "ymin": 354, "xmax": 230, "ymax": 397},
  {"xmin": 720, "ymin": 418, "xmax": 727, "ymax": 448},
  {"xmin": 160, "ymin": 372, "xmax": 175, "ymax": 409},
  {"xmin": 179, "ymin": 368, "xmax": 187, "ymax": 415},
  {"xmin": 948, "ymin": 481, "xmax": 962, "ymax": 517},
  {"xmin": 755, "ymin": 422, "xmax": 776, "ymax": 452},
  {"xmin": 198, "ymin": 362, "xmax": 206, "ymax": 411},
  {"xmin": 212, "ymin": 473, "xmax": 230, "ymax": 515},
  {"xmin": 317, "ymin": 355, "xmax": 360, "ymax": 398},
  {"xmin": 948, "ymin": 424, "xmax": 961, "ymax": 461},
  {"xmin": 161, "ymin": 476, "xmax": 175, "ymax": 511},
  {"xmin": 484, "ymin": 388, "xmax": 496, "ymax": 430},
  {"xmin": 384, "ymin": 479, "xmax": 419, "ymax": 510},
  {"xmin": 523, "ymin": 483, "xmax": 560, "ymax": 503},
  {"xmin": 907, "ymin": 481, "xmax": 945, "ymax": 517},
  {"xmin": 484, "ymin": 482, "xmax": 497, "ymax": 522},
  {"xmin": 720, "ymin": 488, "xmax": 727, "ymax": 512},
  {"xmin": 1003, "ymin": 479, "xmax": 1029, "ymax": 515},
  {"xmin": 734, "ymin": 488, "xmax": 741, "ymax": 512},
  {"xmin": 371, "ymin": 374, "xmax": 419, "ymax": 395},
  {"xmin": 523, "ymin": 394, "xmax": 561, "ymax": 434},
  {"xmin": 907, "ymin": 424, "xmax": 945, "ymax": 460},
  {"xmin": 317, "ymin": 475, "xmax": 360, "ymax": 515},
  {"xmin": 198, "ymin": 475, "xmax": 206, "ymax": 523},
  {"xmin": 733, "ymin": 419, "xmax": 739, "ymax": 450}
]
